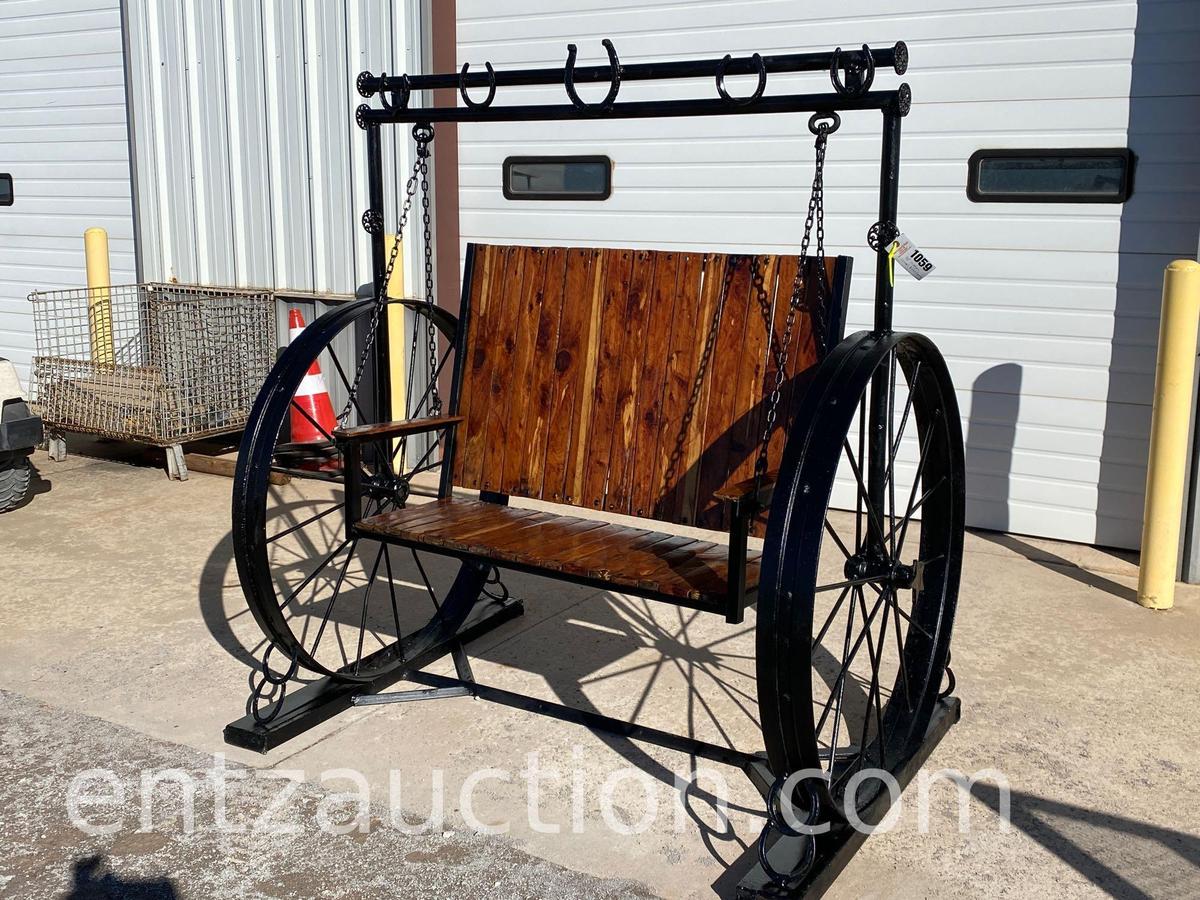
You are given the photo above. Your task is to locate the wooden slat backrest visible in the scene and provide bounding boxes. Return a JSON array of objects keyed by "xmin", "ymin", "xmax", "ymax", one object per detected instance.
[{"xmin": 451, "ymin": 244, "xmax": 850, "ymax": 535}]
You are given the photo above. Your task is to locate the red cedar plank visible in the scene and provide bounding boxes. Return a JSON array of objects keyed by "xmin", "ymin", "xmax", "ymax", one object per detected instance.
[
  {"xmin": 603, "ymin": 250, "xmax": 657, "ymax": 514},
  {"xmin": 676, "ymin": 253, "xmax": 728, "ymax": 525},
  {"xmin": 650, "ymin": 252, "xmax": 704, "ymax": 523},
  {"xmin": 358, "ymin": 499, "xmax": 457, "ymax": 533},
  {"xmin": 478, "ymin": 247, "xmax": 530, "ymax": 491},
  {"xmin": 520, "ymin": 247, "xmax": 569, "ymax": 498},
  {"xmin": 563, "ymin": 249, "xmax": 606, "ymax": 505},
  {"xmin": 450, "ymin": 246, "xmax": 493, "ymax": 486},
  {"xmin": 622, "ymin": 251, "xmax": 681, "ymax": 518},
  {"xmin": 602, "ymin": 536, "xmax": 706, "ymax": 591},
  {"xmin": 580, "ymin": 249, "xmax": 634, "ymax": 510},
  {"xmin": 457, "ymin": 246, "xmax": 513, "ymax": 489},
  {"xmin": 483, "ymin": 515, "xmax": 604, "ymax": 562},
  {"xmin": 693, "ymin": 253, "xmax": 754, "ymax": 529},
  {"xmin": 419, "ymin": 505, "xmax": 540, "ymax": 543},
  {"xmin": 498, "ymin": 247, "xmax": 550, "ymax": 494},
  {"xmin": 551, "ymin": 525, "xmax": 661, "ymax": 579},
  {"xmin": 568, "ymin": 527, "xmax": 682, "ymax": 572},
  {"xmin": 485, "ymin": 512, "xmax": 593, "ymax": 561},
  {"xmin": 510, "ymin": 519, "xmax": 614, "ymax": 568},
  {"xmin": 660, "ymin": 549, "xmax": 730, "ymax": 600},
  {"xmin": 446, "ymin": 512, "xmax": 563, "ymax": 555},
  {"xmin": 579, "ymin": 533, "xmax": 692, "ymax": 581},
  {"xmin": 724, "ymin": 254, "xmax": 779, "ymax": 495},
  {"xmin": 540, "ymin": 248, "xmax": 595, "ymax": 503},
  {"xmin": 360, "ymin": 501, "xmax": 495, "ymax": 543}
]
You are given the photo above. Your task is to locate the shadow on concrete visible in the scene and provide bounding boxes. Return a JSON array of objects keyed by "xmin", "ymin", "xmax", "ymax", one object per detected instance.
[
  {"xmin": 197, "ymin": 517, "xmax": 768, "ymax": 874},
  {"xmin": 971, "ymin": 784, "xmax": 1200, "ymax": 899},
  {"xmin": 974, "ymin": 529, "xmax": 1138, "ymax": 604},
  {"xmin": 64, "ymin": 856, "xmax": 178, "ymax": 900}
]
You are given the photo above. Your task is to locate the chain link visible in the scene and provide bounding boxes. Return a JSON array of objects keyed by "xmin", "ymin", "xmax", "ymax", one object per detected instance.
[
  {"xmin": 340, "ymin": 126, "xmax": 436, "ymax": 424},
  {"xmin": 752, "ymin": 125, "xmax": 830, "ymax": 486}
]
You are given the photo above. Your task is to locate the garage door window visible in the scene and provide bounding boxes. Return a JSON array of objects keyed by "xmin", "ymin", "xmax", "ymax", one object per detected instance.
[
  {"xmin": 967, "ymin": 149, "xmax": 1134, "ymax": 203},
  {"xmin": 503, "ymin": 156, "xmax": 612, "ymax": 200}
]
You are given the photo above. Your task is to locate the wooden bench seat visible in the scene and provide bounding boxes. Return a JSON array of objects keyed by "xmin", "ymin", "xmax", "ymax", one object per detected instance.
[
  {"xmin": 343, "ymin": 243, "xmax": 851, "ymax": 621},
  {"xmin": 357, "ymin": 499, "xmax": 761, "ymax": 608}
]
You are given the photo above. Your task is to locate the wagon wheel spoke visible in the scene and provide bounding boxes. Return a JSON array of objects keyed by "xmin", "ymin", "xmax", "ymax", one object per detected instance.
[
  {"xmin": 267, "ymin": 502, "xmax": 342, "ymax": 544},
  {"xmin": 762, "ymin": 338, "xmax": 963, "ymax": 794},
  {"xmin": 234, "ymin": 299, "xmax": 487, "ymax": 685}
]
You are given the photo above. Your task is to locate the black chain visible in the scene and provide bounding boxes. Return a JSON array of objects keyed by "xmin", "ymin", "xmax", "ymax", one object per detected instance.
[
  {"xmin": 752, "ymin": 124, "xmax": 830, "ymax": 486},
  {"xmin": 340, "ymin": 125, "xmax": 436, "ymax": 424},
  {"xmin": 419, "ymin": 139, "xmax": 441, "ymax": 416}
]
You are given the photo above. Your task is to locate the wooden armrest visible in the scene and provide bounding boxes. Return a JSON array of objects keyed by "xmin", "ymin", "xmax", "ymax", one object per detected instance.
[
  {"xmin": 333, "ymin": 415, "xmax": 464, "ymax": 443},
  {"xmin": 714, "ymin": 471, "xmax": 779, "ymax": 511}
]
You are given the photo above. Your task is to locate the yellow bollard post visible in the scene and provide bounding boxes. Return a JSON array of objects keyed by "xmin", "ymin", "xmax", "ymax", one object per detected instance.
[
  {"xmin": 1137, "ymin": 259, "xmax": 1200, "ymax": 610},
  {"xmin": 384, "ymin": 234, "xmax": 407, "ymax": 431},
  {"xmin": 84, "ymin": 227, "xmax": 114, "ymax": 365}
]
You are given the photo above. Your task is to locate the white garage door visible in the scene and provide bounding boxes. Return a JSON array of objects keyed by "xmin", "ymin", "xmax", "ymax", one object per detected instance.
[
  {"xmin": 456, "ymin": 0, "xmax": 1200, "ymax": 549},
  {"xmin": 0, "ymin": 0, "xmax": 137, "ymax": 385}
]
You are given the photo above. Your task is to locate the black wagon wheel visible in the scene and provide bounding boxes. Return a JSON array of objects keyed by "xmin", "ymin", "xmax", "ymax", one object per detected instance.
[
  {"xmin": 233, "ymin": 298, "xmax": 487, "ymax": 684},
  {"xmin": 757, "ymin": 330, "xmax": 965, "ymax": 814}
]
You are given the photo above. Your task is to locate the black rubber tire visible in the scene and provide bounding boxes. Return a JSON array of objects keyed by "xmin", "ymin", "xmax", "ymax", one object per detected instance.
[{"xmin": 0, "ymin": 458, "xmax": 31, "ymax": 513}]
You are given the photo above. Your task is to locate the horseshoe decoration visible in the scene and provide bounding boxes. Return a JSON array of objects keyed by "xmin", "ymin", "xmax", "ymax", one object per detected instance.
[
  {"xmin": 715, "ymin": 52, "xmax": 767, "ymax": 106},
  {"xmin": 564, "ymin": 39, "xmax": 622, "ymax": 114}
]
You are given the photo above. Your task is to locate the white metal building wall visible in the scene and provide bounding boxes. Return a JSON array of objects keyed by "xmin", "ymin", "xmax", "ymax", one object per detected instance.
[
  {"xmin": 122, "ymin": 0, "xmax": 421, "ymax": 297},
  {"xmin": 457, "ymin": 0, "xmax": 1200, "ymax": 549},
  {"xmin": 0, "ymin": 0, "xmax": 137, "ymax": 384}
]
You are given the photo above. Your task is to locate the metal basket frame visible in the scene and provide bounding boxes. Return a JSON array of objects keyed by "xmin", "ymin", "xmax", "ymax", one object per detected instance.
[{"xmin": 30, "ymin": 282, "xmax": 276, "ymax": 448}]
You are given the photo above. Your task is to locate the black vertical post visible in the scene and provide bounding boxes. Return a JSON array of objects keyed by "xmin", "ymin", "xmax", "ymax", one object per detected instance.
[
  {"xmin": 366, "ymin": 122, "xmax": 390, "ymax": 428},
  {"xmin": 868, "ymin": 110, "xmax": 902, "ymax": 550}
]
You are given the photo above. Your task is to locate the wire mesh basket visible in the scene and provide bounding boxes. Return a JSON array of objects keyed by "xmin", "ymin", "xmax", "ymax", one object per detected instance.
[{"xmin": 30, "ymin": 283, "xmax": 276, "ymax": 446}]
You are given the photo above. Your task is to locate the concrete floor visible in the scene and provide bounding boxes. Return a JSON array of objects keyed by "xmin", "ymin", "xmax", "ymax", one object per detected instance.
[{"xmin": 1, "ymin": 447, "xmax": 1198, "ymax": 899}]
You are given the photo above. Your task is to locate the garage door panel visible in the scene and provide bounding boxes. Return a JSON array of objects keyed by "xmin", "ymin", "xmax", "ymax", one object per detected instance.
[{"xmin": 0, "ymin": 0, "xmax": 135, "ymax": 383}]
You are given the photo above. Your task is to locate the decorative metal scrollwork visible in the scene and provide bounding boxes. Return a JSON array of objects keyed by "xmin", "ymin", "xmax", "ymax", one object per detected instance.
[
  {"xmin": 897, "ymin": 82, "xmax": 912, "ymax": 116},
  {"xmin": 361, "ymin": 209, "xmax": 383, "ymax": 235},
  {"xmin": 356, "ymin": 70, "xmax": 375, "ymax": 98},
  {"xmin": 564, "ymin": 39, "xmax": 622, "ymax": 114},
  {"xmin": 868, "ymin": 220, "xmax": 900, "ymax": 252},
  {"xmin": 939, "ymin": 650, "xmax": 956, "ymax": 700},
  {"xmin": 830, "ymin": 44, "xmax": 876, "ymax": 97},
  {"xmin": 249, "ymin": 642, "xmax": 301, "ymax": 725},
  {"xmin": 893, "ymin": 40, "xmax": 909, "ymax": 75},
  {"xmin": 459, "ymin": 61, "xmax": 497, "ymax": 109},
  {"xmin": 715, "ymin": 52, "xmax": 767, "ymax": 106},
  {"xmin": 355, "ymin": 103, "xmax": 370, "ymax": 130},
  {"xmin": 754, "ymin": 773, "xmax": 824, "ymax": 892}
]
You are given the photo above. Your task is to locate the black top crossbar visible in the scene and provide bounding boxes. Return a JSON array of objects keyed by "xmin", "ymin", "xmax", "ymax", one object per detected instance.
[
  {"xmin": 360, "ymin": 42, "xmax": 906, "ymax": 94},
  {"xmin": 359, "ymin": 89, "xmax": 906, "ymax": 125},
  {"xmin": 355, "ymin": 40, "xmax": 909, "ymax": 125}
]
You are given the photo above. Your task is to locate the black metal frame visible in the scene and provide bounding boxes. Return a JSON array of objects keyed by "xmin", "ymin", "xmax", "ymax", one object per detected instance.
[
  {"xmin": 231, "ymin": 39, "xmax": 963, "ymax": 900},
  {"xmin": 0, "ymin": 173, "xmax": 12, "ymax": 206}
]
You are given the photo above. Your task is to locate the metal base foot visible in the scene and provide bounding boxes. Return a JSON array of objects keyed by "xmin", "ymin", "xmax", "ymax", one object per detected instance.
[
  {"xmin": 735, "ymin": 696, "xmax": 962, "ymax": 899},
  {"xmin": 223, "ymin": 596, "xmax": 524, "ymax": 753}
]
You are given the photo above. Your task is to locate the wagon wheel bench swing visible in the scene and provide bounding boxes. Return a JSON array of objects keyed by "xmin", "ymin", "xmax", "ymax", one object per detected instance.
[{"xmin": 224, "ymin": 38, "xmax": 965, "ymax": 898}]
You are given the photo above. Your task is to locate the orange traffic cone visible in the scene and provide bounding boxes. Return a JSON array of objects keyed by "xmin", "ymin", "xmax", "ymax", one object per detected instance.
[{"xmin": 287, "ymin": 309, "xmax": 338, "ymax": 444}]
